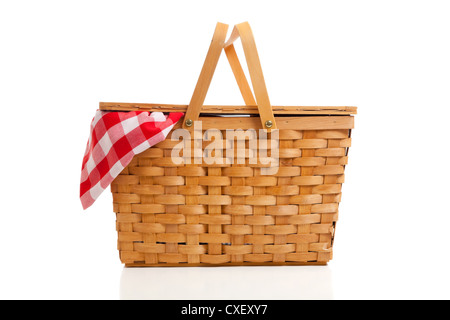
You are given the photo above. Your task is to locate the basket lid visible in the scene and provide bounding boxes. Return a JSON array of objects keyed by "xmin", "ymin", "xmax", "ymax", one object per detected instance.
[{"xmin": 99, "ymin": 102, "xmax": 357, "ymax": 115}]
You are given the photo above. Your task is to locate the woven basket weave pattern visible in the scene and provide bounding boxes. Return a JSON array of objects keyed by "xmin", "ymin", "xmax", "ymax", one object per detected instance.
[{"xmin": 111, "ymin": 127, "xmax": 351, "ymax": 266}]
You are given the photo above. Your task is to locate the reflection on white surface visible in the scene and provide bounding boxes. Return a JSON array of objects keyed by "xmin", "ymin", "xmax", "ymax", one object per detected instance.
[{"xmin": 120, "ymin": 266, "xmax": 333, "ymax": 300}]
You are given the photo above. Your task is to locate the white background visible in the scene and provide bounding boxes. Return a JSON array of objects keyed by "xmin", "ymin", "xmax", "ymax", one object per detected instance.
[{"xmin": 1, "ymin": 0, "xmax": 449, "ymax": 300}]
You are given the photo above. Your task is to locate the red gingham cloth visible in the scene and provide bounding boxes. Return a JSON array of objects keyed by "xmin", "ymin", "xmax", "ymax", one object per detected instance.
[{"xmin": 80, "ymin": 110, "xmax": 184, "ymax": 209}]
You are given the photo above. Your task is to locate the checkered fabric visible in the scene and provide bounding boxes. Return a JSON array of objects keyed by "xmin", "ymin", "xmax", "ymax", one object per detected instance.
[{"xmin": 80, "ymin": 110, "xmax": 184, "ymax": 209}]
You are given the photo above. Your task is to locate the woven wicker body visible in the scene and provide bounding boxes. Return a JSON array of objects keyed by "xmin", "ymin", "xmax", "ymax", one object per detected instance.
[
  {"xmin": 108, "ymin": 114, "xmax": 354, "ymax": 266},
  {"xmin": 104, "ymin": 22, "xmax": 356, "ymax": 266}
]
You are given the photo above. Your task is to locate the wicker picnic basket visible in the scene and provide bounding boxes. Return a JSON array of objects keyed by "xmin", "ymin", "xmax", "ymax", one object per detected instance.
[{"xmin": 101, "ymin": 22, "xmax": 356, "ymax": 266}]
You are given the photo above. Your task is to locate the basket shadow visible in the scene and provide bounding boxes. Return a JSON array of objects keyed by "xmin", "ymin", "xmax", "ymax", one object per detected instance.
[{"xmin": 120, "ymin": 265, "xmax": 333, "ymax": 300}]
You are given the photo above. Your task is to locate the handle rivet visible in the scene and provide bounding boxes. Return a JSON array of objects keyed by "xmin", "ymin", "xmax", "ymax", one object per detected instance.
[
  {"xmin": 265, "ymin": 120, "xmax": 273, "ymax": 128},
  {"xmin": 185, "ymin": 119, "xmax": 193, "ymax": 127}
]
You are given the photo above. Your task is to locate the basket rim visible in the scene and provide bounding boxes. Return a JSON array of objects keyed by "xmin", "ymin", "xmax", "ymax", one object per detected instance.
[{"xmin": 99, "ymin": 102, "xmax": 357, "ymax": 115}]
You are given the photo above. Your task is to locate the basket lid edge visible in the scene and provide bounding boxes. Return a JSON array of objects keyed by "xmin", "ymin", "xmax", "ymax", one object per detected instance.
[{"xmin": 99, "ymin": 102, "xmax": 357, "ymax": 115}]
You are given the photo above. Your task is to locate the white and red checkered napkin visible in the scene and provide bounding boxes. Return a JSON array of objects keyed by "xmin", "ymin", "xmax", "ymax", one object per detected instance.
[{"xmin": 80, "ymin": 110, "xmax": 184, "ymax": 210}]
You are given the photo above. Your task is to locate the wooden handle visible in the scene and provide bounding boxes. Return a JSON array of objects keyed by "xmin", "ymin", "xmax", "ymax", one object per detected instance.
[
  {"xmin": 183, "ymin": 22, "xmax": 229, "ymax": 129},
  {"xmin": 224, "ymin": 43, "xmax": 256, "ymax": 106},
  {"xmin": 225, "ymin": 22, "xmax": 277, "ymax": 130},
  {"xmin": 184, "ymin": 22, "xmax": 277, "ymax": 130}
]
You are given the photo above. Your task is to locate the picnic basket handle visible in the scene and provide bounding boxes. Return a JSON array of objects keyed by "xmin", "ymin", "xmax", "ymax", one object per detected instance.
[{"xmin": 183, "ymin": 22, "xmax": 277, "ymax": 130}]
